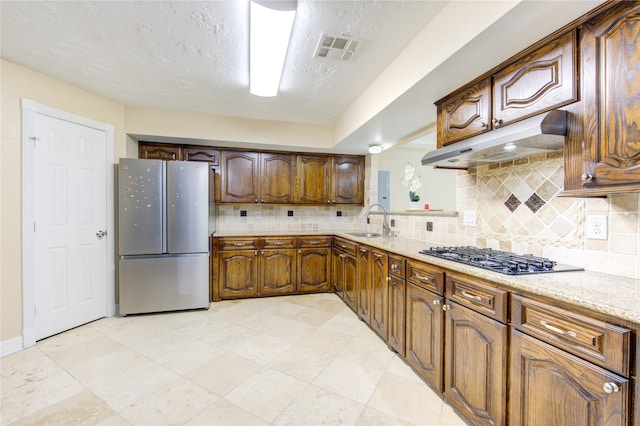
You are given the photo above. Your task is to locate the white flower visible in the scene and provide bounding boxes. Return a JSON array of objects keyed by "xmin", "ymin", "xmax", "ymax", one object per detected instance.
[{"xmin": 401, "ymin": 162, "xmax": 422, "ymax": 192}]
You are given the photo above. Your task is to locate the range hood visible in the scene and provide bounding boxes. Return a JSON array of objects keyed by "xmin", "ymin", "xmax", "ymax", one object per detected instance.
[{"xmin": 421, "ymin": 110, "xmax": 568, "ymax": 169}]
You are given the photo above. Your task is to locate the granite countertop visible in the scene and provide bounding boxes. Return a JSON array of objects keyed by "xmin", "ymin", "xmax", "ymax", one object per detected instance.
[{"xmin": 212, "ymin": 230, "xmax": 640, "ymax": 325}]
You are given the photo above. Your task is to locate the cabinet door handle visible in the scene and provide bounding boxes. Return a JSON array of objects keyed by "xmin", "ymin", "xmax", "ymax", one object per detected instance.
[
  {"xmin": 603, "ymin": 382, "xmax": 620, "ymax": 394},
  {"xmin": 461, "ymin": 290, "xmax": 482, "ymax": 301},
  {"xmin": 442, "ymin": 304, "xmax": 451, "ymax": 311},
  {"xmin": 480, "ymin": 122, "xmax": 488, "ymax": 128},
  {"xmin": 415, "ymin": 273, "xmax": 431, "ymax": 282},
  {"xmin": 492, "ymin": 118, "xmax": 503, "ymax": 126},
  {"xmin": 581, "ymin": 173, "xmax": 593, "ymax": 182},
  {"xmin": 540, "ymin": 320, "xmax": 578, "ymax": 338},
  {"xmin": 233, "ymin": 243, "xmax": 247, "ymax": 247},
  {"xmin": 309, "ymin": 241, "xmax": 321, "ymax": 245},
  {"xmin": 433, "ymin": 299, "xmax": 440, "ymax": 305},
  {"xmin": 272, "ymin": 241, "xmax": 285, "ymax": 245},
  {"xmin": 374, "ymin": 253, "xmax": 382, "ymax": 258}
]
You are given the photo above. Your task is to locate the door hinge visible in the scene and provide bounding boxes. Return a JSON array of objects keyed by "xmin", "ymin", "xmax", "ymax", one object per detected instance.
[
  {"xmin": 30, "ymin": 136, "xmax": 40, "ymax": 148},
  {"xmin": 34, "ymin": 305, "xmax": 37, "ymax": 317},
  {"xmin": 34, "ymin": 222, "xmax": 36, "ymax": 233}
]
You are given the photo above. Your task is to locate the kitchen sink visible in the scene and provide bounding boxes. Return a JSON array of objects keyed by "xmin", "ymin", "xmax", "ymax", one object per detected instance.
[{"xmin": 347, "ymin": 232, "xmax": 383, "ymax": 238}]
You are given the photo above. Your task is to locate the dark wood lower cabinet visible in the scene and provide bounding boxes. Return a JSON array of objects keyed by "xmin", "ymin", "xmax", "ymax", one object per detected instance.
[
  {"xmin": 405, "ymin": 282, "xmax": 444, "ymax": 391},
  {"xmin": 444, "ymin": 301, "xmax": 508, "ymax": 426},
  {"xmin": 260, "ymin": 249, "xmax": 296, "ymax": 296},
  {"xmin": 219, "ymin": 250, "xmax": 259, "ymax": 299},
  {"xmin": 357, "ymin": 247, "xmax": 371, "ymax": 323},
  {"xmin": 297, "ymin": 247, "xmax": 331, "ymax": 292},
  {"xmin": 387, "ymin": 275, "xmax": 405, "ymax": 356},
  {"xmin": 370, "ymin": 249, "xmax": 388, "ymax": 339},
  {"xmin": 510, "ymin": 330, "xmax": 629, "ymax": 426}
]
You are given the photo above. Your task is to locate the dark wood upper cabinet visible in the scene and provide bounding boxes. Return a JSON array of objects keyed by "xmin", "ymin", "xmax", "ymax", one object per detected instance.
[
  {"xmin": 183, "ymin": 147, "xmax": 219, "ymax": 165},
  {"xmin": 220, "ymin": 151, "xmax": 260, "ymax": 203},
  {"xmin": 436, "ymin": 29, "xmax": 578, "ymax": 146},
  {"xmin": 492, "ymin": 30, "xmax": 578, "ymax": 128},
  {"xmin": 139, "ymin": 143, "xmax": 182, "ymax": 161},
  {"xmin": 437, "ymin": 78, "xmax": 491, "ymax": 147},
  {"xmin": 331, "ymin": 156, "xmax": 364, "ymax": 204},
  {"xmin": 260, "ymin": 152, "xmax": 295, "ymax": 204},
  {"xmin": 296, "ymin": 155, "xmax": 332, "ymax": 204},
  {"xmin": 564, "ymin": 2, "xmax": 640, "ymax": 195}
]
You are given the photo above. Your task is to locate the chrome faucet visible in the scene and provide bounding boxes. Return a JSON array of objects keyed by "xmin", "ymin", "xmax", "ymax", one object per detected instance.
[{"xmin": 365, "ymin": 203, "xmax": 390, "ymax": 236}]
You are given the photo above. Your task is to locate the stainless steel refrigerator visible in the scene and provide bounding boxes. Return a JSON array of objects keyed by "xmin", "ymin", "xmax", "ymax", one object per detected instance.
[{"xmin": 118, "ymin": 158, "xmax": 210, "ymax": 315}]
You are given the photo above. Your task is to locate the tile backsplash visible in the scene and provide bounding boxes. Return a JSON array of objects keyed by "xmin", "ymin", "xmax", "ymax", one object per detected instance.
[{"xmin": 216, "ymin": 153, "xmax": 640, "ymax": 279}]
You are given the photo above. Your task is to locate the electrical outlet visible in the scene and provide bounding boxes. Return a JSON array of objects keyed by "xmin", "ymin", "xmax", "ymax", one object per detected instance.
[
  {"xmin": 366, "ymin": 217, "xmax": 370, "ymax": 224},
  {"xmin": 463, "ymin": 211, "xmax": 477, "ymax": 227},
  {"xmin": 336, "ymin": 211, "xmax": 342, "ymax": 217},
  {"xmin": 586, "ymin": 215, "xmax": 608, "ymax": 240},
  {"xmin": 390, "ymin": 219, "xmax": 396, "ymax": 227},
  {"xmin": 426, "ymin": 221, "xmax": 433, "ymax": 232}
]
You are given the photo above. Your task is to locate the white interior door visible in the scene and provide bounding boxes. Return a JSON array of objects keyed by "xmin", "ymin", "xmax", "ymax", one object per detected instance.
[{"xmin": 33, "ymin": 113, "xmax": 108, "ymax": 340}]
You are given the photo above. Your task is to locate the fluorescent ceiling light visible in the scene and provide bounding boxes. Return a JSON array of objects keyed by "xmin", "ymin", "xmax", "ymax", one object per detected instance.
[{"xmin": 250, "ymin": 1, "xmax": 297, "ymax": 97}]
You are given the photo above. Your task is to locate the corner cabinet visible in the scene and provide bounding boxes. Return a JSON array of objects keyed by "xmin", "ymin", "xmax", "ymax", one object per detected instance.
[
  {"xmin": 565, "ymin": 2, "xmax": 640, "ymax": 195},
  {"xmin": 331, "ymin": 156, "xmax": 364, "ymax": 204},
  {"xmin": 296, "ymin": 155, "xmax": 364, "ymax": 205},
  {"xmin": 297, "ymin": 236, "xmax": 332, "ymax": 293}
]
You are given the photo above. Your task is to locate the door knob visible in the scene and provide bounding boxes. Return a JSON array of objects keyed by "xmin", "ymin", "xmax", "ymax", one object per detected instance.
[
  {"xmin": 603, "ymin": 382, "xmax": 619, "ymax": 394},
  {"xmin": 96, "ymin": 230, "xmax": 107, "ymax": 239}
]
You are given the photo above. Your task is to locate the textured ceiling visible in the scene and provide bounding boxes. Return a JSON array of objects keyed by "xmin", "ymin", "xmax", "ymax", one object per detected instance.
[
  {"xmin": 0, "ymin": 0, "xmax": 445, "ymax": 126},
  {"xmin": 1, "ymin": 1, "xmax": 607, "ymax": 154}
]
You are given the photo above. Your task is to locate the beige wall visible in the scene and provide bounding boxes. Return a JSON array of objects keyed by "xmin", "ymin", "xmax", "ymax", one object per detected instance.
[
  {"xmin": 0, "ymin": 59, "xmax": 127, "ymax": 342},
  {"xmin": 125, "ymin": 107, "xmax": 335, "ymax": 152}
]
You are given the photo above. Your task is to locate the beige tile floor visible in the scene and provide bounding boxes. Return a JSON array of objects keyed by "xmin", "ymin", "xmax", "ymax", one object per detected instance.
[{"xmin": 1, "ymin": 293, "xmax": 469, "ymax": 426}]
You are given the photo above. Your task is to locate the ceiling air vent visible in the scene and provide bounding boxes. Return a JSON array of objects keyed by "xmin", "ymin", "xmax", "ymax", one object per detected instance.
[{"xmin": 314, "ymin": 33, "xmax": 359, "ymax": 61}]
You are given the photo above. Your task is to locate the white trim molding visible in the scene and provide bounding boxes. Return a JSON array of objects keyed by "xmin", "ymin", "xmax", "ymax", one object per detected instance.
[
  {"xmin": 21, "ymin": 99, "xmax": 116, "ymax": 349},
  {"xmin": 0, "ymin": 337, "xmax": 25, "ymax": 358}
]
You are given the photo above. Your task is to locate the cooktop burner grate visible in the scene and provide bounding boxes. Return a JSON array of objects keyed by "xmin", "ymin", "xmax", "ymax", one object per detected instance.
[{"xmin": 419, "ymin": 246, "xmax": 583, "ymax": 275}]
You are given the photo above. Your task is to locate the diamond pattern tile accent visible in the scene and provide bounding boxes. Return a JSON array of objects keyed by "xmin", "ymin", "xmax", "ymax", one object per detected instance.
[
  {"xmin": 504, "ymin": 194, "xmax": 521, "ymax": 212},
  {"xmin": 525, "ymin": 193, "xmax": 546, "ymax": 213}
]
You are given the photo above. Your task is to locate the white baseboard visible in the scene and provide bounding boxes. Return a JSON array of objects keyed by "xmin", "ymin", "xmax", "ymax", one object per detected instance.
[
  {"xmin": 0, "ymin": 336, "xmax": 24, "ymax": 358},
  {"xmin": 22, "ymin": 327, "xmax": 37, "ymax": 349},
  {"xmin": 109, "ymin": 303, "xmax": 118, "ymax": 317}
]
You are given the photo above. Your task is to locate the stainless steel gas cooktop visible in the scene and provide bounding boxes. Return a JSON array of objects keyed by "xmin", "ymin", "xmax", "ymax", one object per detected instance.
[{"xmin": 420, "ymin": 246, "xmax": 584, "ymax": 275}]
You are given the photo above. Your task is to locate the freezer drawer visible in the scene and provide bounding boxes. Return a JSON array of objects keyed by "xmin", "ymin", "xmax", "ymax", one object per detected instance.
[{"xmin": 119, "ymin": 254, "xmax": 209, "ymax": 315}]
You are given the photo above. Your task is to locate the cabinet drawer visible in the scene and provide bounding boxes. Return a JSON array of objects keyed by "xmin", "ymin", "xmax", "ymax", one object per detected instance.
[
  {"xmin": 334, "ymin": 238, "xmax": 358, "ymax": 256},
  {"xmin": 388, "ymin": 255, "xmax": 406, "ymax": 279},
  {"xmin": 406, "ymin": 261, "xmax": 444, "ymax": 295},
  {"xmin": 218, "ymin": 237, "xmax": 260, "ymax": 250},
  {"xmin": 297, "ymin": 236, "xmax": 331, "ymax": 248},
  {"xmin": 262, "ymin": 237, "xmax": 295, "ymax": 249},
  {"xmin": 446, "ymin": 273, "xmax": 508, "ymax": 323},
  {"xmin": 512, "ymin": 295, "xmax": 632, "ymax": 376}
]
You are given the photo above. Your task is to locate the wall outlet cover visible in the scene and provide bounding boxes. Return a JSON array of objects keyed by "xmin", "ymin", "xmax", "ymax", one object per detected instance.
[
  {"xmin": 586, "ymin": 215, "xmax": 608, "ymax": 240},
  {"xmin": 463, "ymin": 211, "xmax": 477, "ymax": 227}
]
